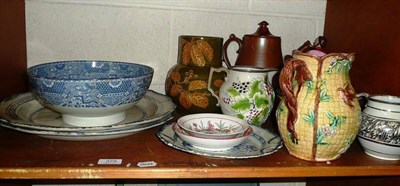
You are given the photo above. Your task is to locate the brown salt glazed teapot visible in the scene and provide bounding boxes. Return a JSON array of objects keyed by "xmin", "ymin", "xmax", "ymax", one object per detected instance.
[{"xmin": 223, "ymin": 21, "xmax": 283, "ymax": 69}]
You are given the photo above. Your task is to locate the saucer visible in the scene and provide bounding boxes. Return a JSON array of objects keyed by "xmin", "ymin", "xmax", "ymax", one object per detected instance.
[{"xmin": 157, "ymin": 123, "xmax": 283, "ymax": 159}]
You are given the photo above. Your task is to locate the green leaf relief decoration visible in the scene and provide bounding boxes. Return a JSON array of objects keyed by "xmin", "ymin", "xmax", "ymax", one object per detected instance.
[
  {"xmin": 320, "ymin": 80, "xmax": 327, "ymax": 87},
  {"xmin": 261, "ymin": 106, "xmax": 270, "ymax": 117},
  {"xmin": 276, "ymin": 104, "xmax": 285, "ymax": 116},
  {"xmin": 252, "ymin": 117, "xmax": 262, "ymax": 126},
  {"xmin": 318, "ymin": 80, "xmax": 332, "ymax": 102},
  {"xmin": 302, "ymin": 109, "xmax": 315, "ymax": 125},
  {"xmin": 226, "ymin": 87, "xmax": 240, "ymax": 97},
  {"xmin": 248, "ymin": 79, "xmax": 263, "ymax": 98},
  {"xmin": 326, "ymin": 58, "xmax": 352, "ymax": 75},
  {"xmin": 320, "ymin": 89, "xmax": 332, "ymax": 102},
  {"xmin": 314, "ymin": 111, "xmax": 347, "ymax": 146},
  {"xmin": 306, "ymin": 80, "xmax": 315, "ymax": 92},
  {"xmin": 236, "ymin": 113, "xmax": 245, "ymax": 120},
  {"xmin": 316, "ymin": 126, "xmax": 329, "ymax": 145},
  {"xmin": 335, "ymin": 62, "xmax": 343, "ymax": 72},
  {"xmin": 325, "ymin": 111, "xmax": 346, "ymax": 129},
  {"xmin": 254, "ymin": 94, "xmax": 268, "ymax": 108},
  {"xmin": 344, "ymin": 60, "xmax": 352, "ymax": 75},
  {"xmin": 287, "ymin": 133, "xmax": 296, "ymax": 144},
  {"xmin": 250, "ymin": 106, "xmax": 271, "ymax": 126},
  {"xmin": 303, "ymin": 79, "xmax": 315, "ymax": 101},
  {"xmin": 230, "ymin": 98, "xmax": 251, "ymax": 112}
]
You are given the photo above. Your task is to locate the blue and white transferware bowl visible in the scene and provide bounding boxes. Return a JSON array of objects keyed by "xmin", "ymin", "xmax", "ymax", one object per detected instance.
[{"xmin": 27, "ymin": 60, "xmax": 154, "ymax": 127}]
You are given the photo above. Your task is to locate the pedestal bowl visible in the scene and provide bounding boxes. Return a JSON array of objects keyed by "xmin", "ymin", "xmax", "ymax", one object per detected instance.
[{"xmin": 27, "ymin": 60, "xmax": 153, "ymax": 127}]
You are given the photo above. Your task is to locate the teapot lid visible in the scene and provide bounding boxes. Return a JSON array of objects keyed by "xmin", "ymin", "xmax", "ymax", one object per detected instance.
[{"xmin": 247, "ymin": 21, "xmax": 279, "ymax": 38}]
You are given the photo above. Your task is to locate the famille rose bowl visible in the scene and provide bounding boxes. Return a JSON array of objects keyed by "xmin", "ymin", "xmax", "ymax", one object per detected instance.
[
  {"xmin": 172, "ymin": 122, "xmax": 252, "ymax": 151},
  {"xmin": 27, "ymin": 60, "xmax": 153, "ymax": 127},
  {"xmin": 177, "ymin": 113, "xmax": 250, "ymax": 139}
]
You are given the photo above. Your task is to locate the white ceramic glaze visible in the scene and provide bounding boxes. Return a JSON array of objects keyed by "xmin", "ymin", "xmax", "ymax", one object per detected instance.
[
  {"xmin": 359, "ymin": 93, "xmax": 400, "ymax": 120},
  {"xmin": 172, "ymin": 123, "xmax": 252, "ymax": 151},
  {"xmin": 358, "ymin": 137, "xmax": 400, "ymax": 160},
  {"xmin": 177, "ymin": 113, "xmax": 249, "ymax": 139},
  {"xmin": 157, "ymin": 123, "xmax": 283, "ymax": 159}
]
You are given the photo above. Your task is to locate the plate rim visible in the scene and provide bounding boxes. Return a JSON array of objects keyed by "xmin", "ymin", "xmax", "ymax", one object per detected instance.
[{"xmin": 0, "ymin": 116, "xmax": 173, "ymax": 136}]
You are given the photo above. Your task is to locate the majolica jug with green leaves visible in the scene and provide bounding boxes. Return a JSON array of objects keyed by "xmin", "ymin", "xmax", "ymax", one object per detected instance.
[
  {"xmin": 276, "ymin": 49, "xmax": 362, "ymax": 162},
  {"xmin": 208, "ymin": 66, "xmax": 276, "ymax": 126}
]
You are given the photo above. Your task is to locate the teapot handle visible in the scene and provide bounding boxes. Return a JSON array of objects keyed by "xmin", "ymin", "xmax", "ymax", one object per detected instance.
[
  {"xmin": 223, "ymin": 34, "xmax": 242, "ymax": 67},
  {"xmin": 208, "ymin": 67, "xmax": 229, "ymax": 106}
]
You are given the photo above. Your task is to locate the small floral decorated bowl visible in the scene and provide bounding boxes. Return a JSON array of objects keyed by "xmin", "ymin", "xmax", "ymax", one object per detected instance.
[
  {"xmin": 172, "ymin": 122, "xmax": 252, "ymax": 151},
  {"xmin": 27, "ymin": 60, "xmax": 153, "ymax": 127},
  {"xmin": 177, "ymin": 113, "xmax": 249, "ymax": 139}
]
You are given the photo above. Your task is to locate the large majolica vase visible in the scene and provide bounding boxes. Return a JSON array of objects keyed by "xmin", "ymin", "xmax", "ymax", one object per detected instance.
[
  {"xmin": 165, "ymin": 36, "xmax": 224, "ymax": 115},
  {"xmin": 276, "ymin": 50, "xmax": 362, "ymax": 161}
]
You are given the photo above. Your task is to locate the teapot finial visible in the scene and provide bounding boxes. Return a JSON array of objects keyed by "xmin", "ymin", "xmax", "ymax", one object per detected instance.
[
  {"xmin": 259, "ymin": 21, "xmax": 269, "ymax": 27},
  {"xmin": 254, "ymin": 21, "xmax": 272, "ymax": 36}
]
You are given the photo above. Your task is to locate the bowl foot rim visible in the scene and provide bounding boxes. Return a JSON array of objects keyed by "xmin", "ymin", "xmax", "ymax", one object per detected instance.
[{"xmin": 62, "ymin": 112, "xmax": 126, "ymax": 127}]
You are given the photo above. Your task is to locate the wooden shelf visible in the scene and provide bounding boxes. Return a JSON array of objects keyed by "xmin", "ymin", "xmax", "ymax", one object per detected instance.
[
  {"xmin": 0, "ymin": 0, "xmax": 399, "ymax": 183},
  {"xmin": 0, "ymin": 119, "xmax": 399, "ymax": 179}
]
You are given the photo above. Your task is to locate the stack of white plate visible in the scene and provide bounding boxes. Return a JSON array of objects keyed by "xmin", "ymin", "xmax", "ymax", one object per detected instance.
[{"xmin": 0, "ymin": 90, "xmax": 175, "ymax": 141}]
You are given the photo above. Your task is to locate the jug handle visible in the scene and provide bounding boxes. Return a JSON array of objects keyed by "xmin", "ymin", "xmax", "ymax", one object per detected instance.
[
  {"xmin": 357, "ymin": 92, "xmax": 370, "ymax": 99},
  {"xmin": 223, "ymin": 34, "xmax": 242, "ymax": 67},
  {"xmin": 279, "ymin": 58, "xmax": 313, "ymax": 144},
  {"xmin": 208, "ymin": 67, "xmax": 229, "ymax": 106},
  {"xmin": 356, "ymin": 92, "xmax": 370, "ymax": 109}
]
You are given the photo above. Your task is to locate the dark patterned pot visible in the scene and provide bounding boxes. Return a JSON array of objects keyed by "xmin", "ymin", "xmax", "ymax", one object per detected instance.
[{"xmin": 165, "ymin": 36, "xmax": 224, "ymax": 115}]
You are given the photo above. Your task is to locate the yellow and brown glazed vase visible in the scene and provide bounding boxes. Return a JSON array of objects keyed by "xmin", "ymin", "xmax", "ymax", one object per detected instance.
[
  {"xmin": 276, "ymin": 50, "xmax": 362, "ymax": 161},
  {"xmin": 165, "ymin": 36, "xmax": 224, "ymax": 115}
]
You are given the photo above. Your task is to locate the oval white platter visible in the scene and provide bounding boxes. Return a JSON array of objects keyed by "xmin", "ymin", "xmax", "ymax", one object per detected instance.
[
  {"xmin": 0, "ymin": 90, "xmax": 175, "ymax": 132},
  {"xmin": 0, "ymin": 117, "xmax": 171, "ymax": 141},
  {"xmin": 157, "ymin": 123, "xmax": 283, "ymax": 159}
]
